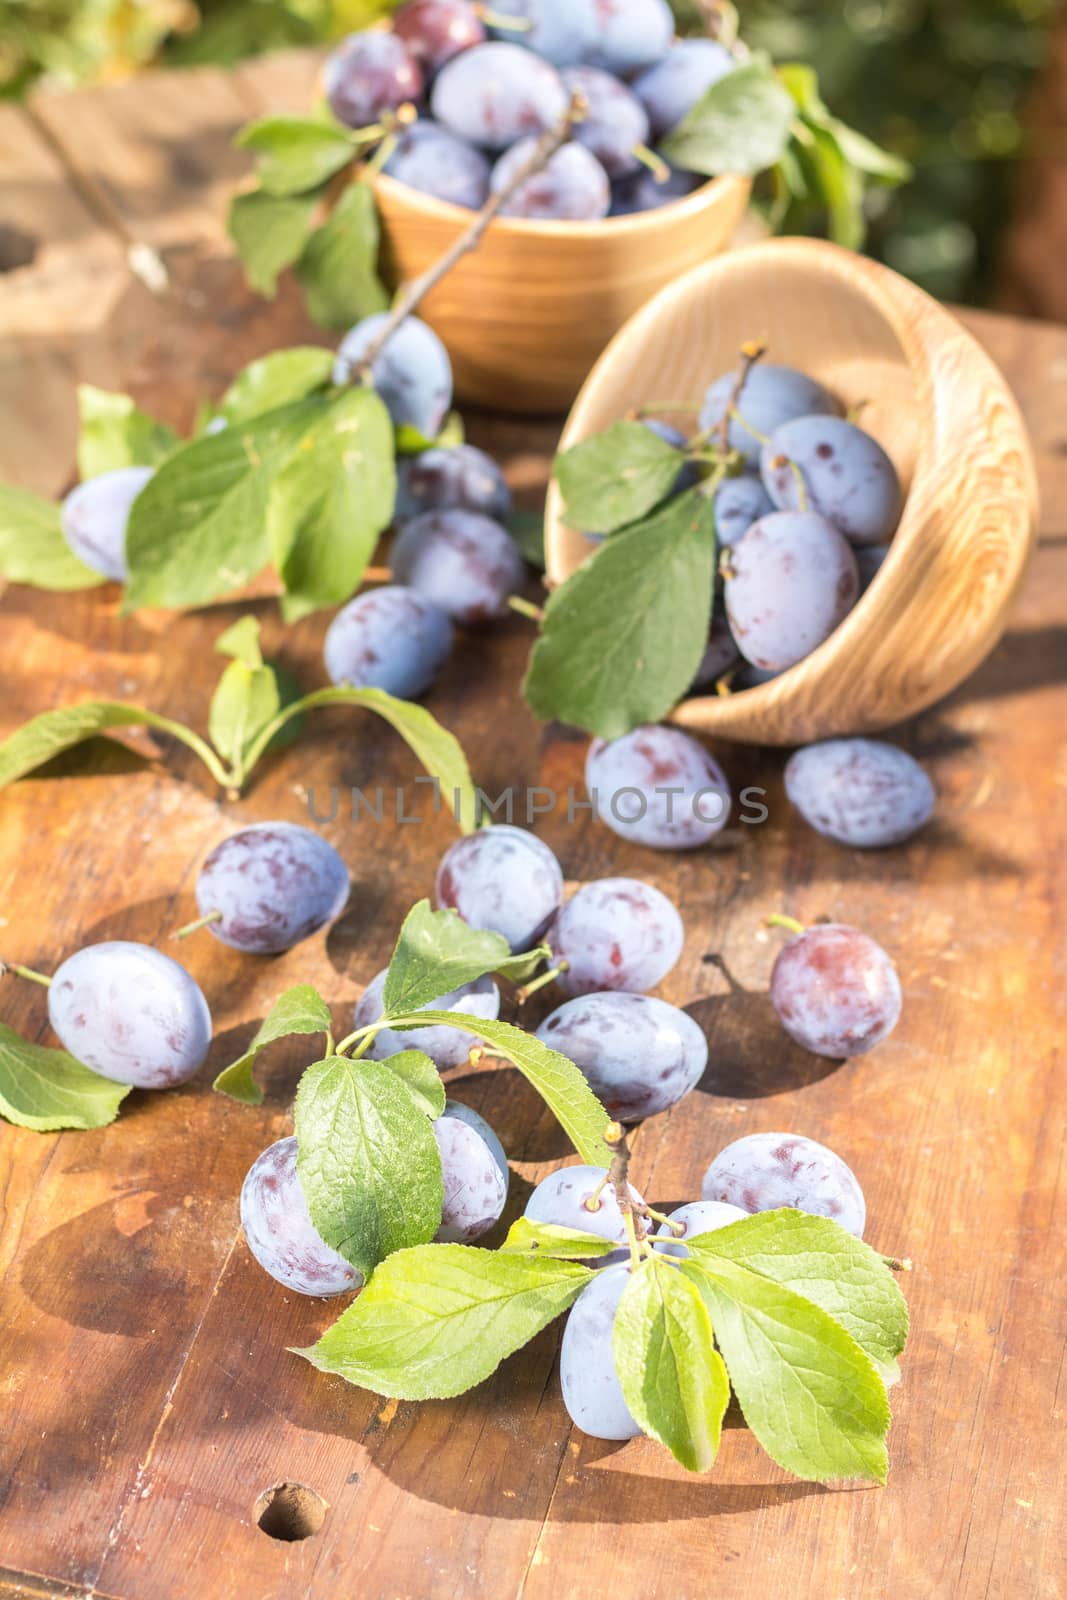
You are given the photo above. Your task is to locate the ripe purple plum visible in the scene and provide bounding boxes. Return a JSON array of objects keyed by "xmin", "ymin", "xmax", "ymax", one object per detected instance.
[
  {"xmin": 489, "ymin": 0, "xmax": 599, "ymax": 67},
  {"xmin": 634, "ymin": 37, "xmax": 737, "ymax": 137},
  {"xmin": 393, "ymin": 0, "xmax": 486, "ymax": 72},
  {"xmin": 700, "ymin": 363, "xmax": 839, "ymax": 465},
  {"xmin": 490, "ymin": 138, "xmax": 610, "ymax": 220},
  {"xmin": 585, "ymin": 724, "xmax": 731, "ymax": 850},
  {"xmin": 443, "ymin": 1098, "xmax": 508, "ymax": 1179},
  {"xmin": 333, "ymin": 313, "xmax": 453, "ymax": 439},
  {"xmin": 431, "ymin": 41, "xmax": 567, "ymax": 151},
  {"xmin": 352, "ymin": 968, "xmax": 501, "ymax": 1069},
  {"xmin": 761, "ymin": 415, "xmax": 902, "ymax": 547},
  {"xmin": 691, "ymin": 609, "xmax": 740, "ymax": 690},
  {"xmin": 770, "ymin": 923, "xmax": 902, "ymax": 1058},
  {"xmin": 723, "ymin": 511, "xmax": 859, "ymax": 672},
  {"xmin": 536, "ymin": 992, "xmax": 707, "ymax": 1121},
  {"xmin": 383, "ymin": 119, "xmax": 491, "ymax": 209},
  {"xmin": 241, "ymin": 1136, "xmax": 360, "ymax": 1295},
  {"xmin": 60, "ymin": 465, "xmax": 154, "ymax": 582},
  {"xmin": 713, "ymin": 470, "xmax": 774, "ymax": 548},
  {"xmin": 390, "ymin": 508, "xmax": 525, "ymax": 624},
  {"xmin": 323, "ymin": 585, "xmax": 453, "ymax": 699},
  {"xmin": 656, "ymin": 1199, "xmax": 748, "ymax": 1257},
  {"xmin": 561, "ymin": 65, "xmax": 651, "ymax": 180},
  {"xmin": 609, "ymin": 163, "xmax": 700, "ymax": 216},
  {"xmin": 194, "ymin": 823, "xmax": 350, "ymax": 955},
  {"xmin": 323, "ymin": 31, "xmax": 424, "ymax": 128},
  {"xmin": 396, "ymin": 444, "xmax": 512, "ymax": 524},
  {"xmin": 702, "ymin": 1131, "xmax": 867, "ymax": 1237},
  {"xmin": 524, "ymin": 1163, "xmax": 645, "ymax": 1243},
  {"xmin": 585, "ymin": 0, "xmax": 674, "ymax": 76},
  {"xmin": 559, "ymin": 1263, "xmax": 642, "ymax": 1440},
  {"xmin": 436, "ymin": 824, "xmax": 564, "ymax": 952},
  {"xmin": 433, "ymin": 1105, "xmax": 509, "ymax": 1242},
  {"xmin": 547, "ymin": 877, "xmax": 684, "ymax": 997},
  {"xmin": 785, "ymin": 737, "xmax": 935, "ymax": 849},
  {"xmin": 48, "ymin": 941, "xmax": 212, "ymax": 1090}
]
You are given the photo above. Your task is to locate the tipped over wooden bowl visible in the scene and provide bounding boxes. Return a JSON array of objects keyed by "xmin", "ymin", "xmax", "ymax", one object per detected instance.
[
  {"xmin": 545, "ymin": 238, "xmax": 1039, "ymax": 745},
  {"xmin": 372, "ymin": 171, "xmax": 751, "ymax": 414}
]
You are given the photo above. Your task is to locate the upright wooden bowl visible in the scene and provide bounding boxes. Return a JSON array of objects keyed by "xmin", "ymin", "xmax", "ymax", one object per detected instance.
[
  {"xmin": 371, "ymin": 171, "xmax": 751, "ymax": 414},
  {"xmin": 545, "ymin": 238, "xmax": 1039, "ymax": 745}
]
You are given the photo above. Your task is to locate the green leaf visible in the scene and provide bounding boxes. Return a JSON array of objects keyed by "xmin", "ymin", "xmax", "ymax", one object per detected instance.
[
  {"xmin": 0, "ymin": 1023, "xmax": 131, "ymax": 1132},
  {"xmin": 681, "ymin": 1253, "xmax": 891, "ymax": 1483},
  {"xmin": 0, "ymin": 485, "xmax": 104, "ymax": 592},
  {"xmin": 235, "ymin": 686, "xmax": 478, "ymax": 828},
  {"xmin": 295, "ymin": 1055, "xmax": 443, "ymax": 1277},
  {"xmin": 375, "ymin": 1050, "xmax": 446, "ymax": 1119},
  {"xmin": 123, "ymin": 398, "xmax": 326, "ymax": 611},
  {"xmin": 208, "ymin": 659, "xmax": 283, "ymax": 771},
  {"xmin": 383, "ymin": 900, "xmax": 540, "ymax": 1018},
  {"xmin": 228, "ymin": 188, "xmax": 318, "ymax": 297},
  {"xmin": 831, "ymin": 122, "xmax": 911, "ymax": 185},
  {"xmin": 501, "ymin": 1217, "xmax": 620, "ymax": 1261},
  {"xmin": 218, "ymin": 347, "xmax": 335, "ymax": 426},
  {"xmin": 238, "ymin": 116, "xmax": 355, "ymax": 196},
  {"xmin": 268, "ymin": 385, "xmax": 395, "ymax": 621},
  {"xmin": 508, "ymin": 508, "xmax": 545, "ymax": 571},
  {"xmin": 614, "ymin": 1254, "xmax": 729, "ymax": 1472},
  {"xmin": 0, "ymin": 701, "xmax": 229, "ymax": 790},
  {"xmin": 76, "ymin": 385, "xmax": 179, "ymax": 479},
  {"xmin": 214, "ymin": 615, "xmax": 264, "ymax": 670},
  {"xmin": 395, "ymin": 1012, "xmax": 610, "ymax": 1167},
  {"xmin": 296, "ymin": 1243, "xmax": 593, "ymax": 1399},
  {"xmin": 212, "ymin": 985, "xmax": 332, "ymax": 1105},
  {"xmin": 524, "ymin": 488, "xmax": 716, "ymax": 740},
  {"xmin": 554, "ymin": 420, "xmax": 686, "ymax": 536},
  {"xmin": 295, "ymin": 181, "xmax": 389, "ymax": 330},
  {"xmin": 691, "ymin": 1209, "xmax": 909, "ymax": 1384},
  {"xmin": 661, "ymin": 61, "xmax": 797, "ymax": 177},
  {"xmin": 395, "ymin": 410, "xmax": 465, "ymax": 456},
  {"xmin": 800, "ymin": 124, "xmax": 865, "ymax": 251}
]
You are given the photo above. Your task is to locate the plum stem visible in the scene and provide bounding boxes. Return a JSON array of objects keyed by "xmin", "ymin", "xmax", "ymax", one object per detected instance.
[
  {"xmin": 0, "ymin": 961, "xmax": 52, "ymax": 988},
  {"xmin": 764, "ymin": 913, "xmax": 807, "ymax": 938},
  {"xmin": 507, "ymin": 595, "xmax": 545, "ymax": 624},
  {"xmin": 771, "ymin": 452, "xmax": 809, "ymax": 513},
  {"xmin": 173, "ymin": 909, "xmax": 223, "ymax": 942},
  {"xmin": 475, "ymin": 4, "xmax": 534, "ymax": 29},
  {"xmin": 882, "ymin": 1254, "xmax": 913, "ymax": 1273},
  {"xmin": 638, "ymin": 1203, "xmax": 685, "ymax": 1236},
  {"xmin": 516, "ymin": 960, "xmax": 568, "ymax": 1004},
  {"xmin": 603, "ymin": 1122, "xmax": 648, "ymax": 1264},
  {"xmin": 632, "ymin": 143, "xmax": 670, "ymax": 183},
  {"xmin": 716, "ymin": 339, "xmax": 768, "ymax": 460},
  {"xmin": 351, "ymin": 94, "xmax": 587, "ymax": 382}
]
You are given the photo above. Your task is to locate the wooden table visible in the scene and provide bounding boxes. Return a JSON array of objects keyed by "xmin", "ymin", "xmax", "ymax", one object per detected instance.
[{"xmin": 1, "ymin": 51, "xmax": 1064, "ymax": 1600}]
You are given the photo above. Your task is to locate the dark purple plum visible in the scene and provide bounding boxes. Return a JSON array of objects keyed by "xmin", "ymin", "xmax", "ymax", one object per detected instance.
[
  {"xmin": 785, "ymin": 738, "xmax": 935, "ymax": 849},
  {"xmin": 395, "ymin": 444, "xmax": 511, "ymax": 524},
  {"xmin": 390, "ymin": 508, "xmax": 525, "ymax": 625},
  {"xmin": 634, "ymin": 37, "xmax": 737, "ymax": 138},
  {"xmin": 609, "ymin": 163, "xmax": 700, "ymax": 216},
  {"xmin": 383, "ymin": 119, "xmax": 491, "ymax": 209},
  {"xmin": 713, "ymin": 471, "xmax": 774, "ymax": 548},
  {"xmin": 702, "ymin": 1131, "xmax": 867, "ymax": 1237},
  {"xmin": 559, "ymin": 1263, "xmax": 642, "ymax": 1440},
  {"xmin": 585, "ymin": 724, "xmax": 731, "ymax": 850},
  {"xmin": 323, "ymin": 585, "xmax": 453, "ymax": 699},
  {"xmin": 655, "ymin": 1198, "xmax": 747, "ymax": 1257},
  {"xmin": 433, "ymin": 1107, "xmax": 509, "ymax": 1242},
  {"xmin": 352, "ymin": 968, "xmax": 501, "ymax": 1069},
  {"xmin": 547, "ymin": 877, "xmax": 684, "ymax": 997},
  {"xmin": 435, "ymin": 824, "xmax": 563, "ymax": 952},
  {"xmin": 561, "ymin": 65, "xmax": 651, "ymax": 180},
  {"xmin": 691, "ymin": 609, "xmax": 740, "ymax": 690},
  {"xmin": 770, "ymin": 923, "xmax": 902, "ymax": 1058},
  {"xmin": 490, "ymin": 138, "xmax": 610, "ymax": 220},
  {"xmin": 60, "ymin": 465, "xmax": 154, "ymax": 582},
  {"xmin": 761, "ymin": 415, "xmax": 902, "ymax": 546},
  {"xmin": 489, "ymin": 0, "xmax": 599, "ymax": 67},
  {"xmin": 241, "ymin": 1136, "xmax": 360, "ymax": 1295},
  {"xmin": 524, "ymin": 1163, "xmax": 645, "ymax": 1242},
  {"xmin": 585, "ymin": 0, "xmax": 674, "ymax": 76},
  {"xmin": 536, "ymin": 992, "xmax": 707, "ymax": 1120},
  {"xmin": 431, "ymin": 41, "xmax": 567, "ymax": 151},
  {"xmin": 723, "ymin": 511, "xmax": 859, "ymax": 671},
  {"xmin": 194, "ymin": 824, "xmax": 349, "ymax": 955},
  {"xmin": 856, "ymin": 542, "xmax": 891, "ymax": 591},
  {"xmin": 699, "ymin": 363, "xmax": 839, "ymax": 465},
  {"xmin": 393, "ymin": 0, "xmax": 486, "ymax": 72},
  {"xmin": 323, "ymin": 31, "xmax": 424, "ymax": 128},
  {"xmin": 48, "ymin": 941, "xmax": 212, "ymax": 1090},
  {"xmin": 334, "ymin": 314, "xmax": 453, "ymax": 439}
]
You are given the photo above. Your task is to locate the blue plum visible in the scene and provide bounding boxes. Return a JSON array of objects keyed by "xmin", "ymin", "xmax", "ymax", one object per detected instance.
[
  {"xmin": 60, "ymin": 465, "xmax": 154, "ymax": 582},
  {"xmin": 561, "ymin": 65, "xmax": 651, "ymax": 180},
  {"xmin": 390, "ymin": 508, "xmax": 525, "ymax": 624},
  {"xmin": 48, "ymin": 941, "xmax": 212, "ymax": 1089},
  {"xmin": 489, "ymin": 0, "xmax": 599, "ymax": 67},
  {"xmin": 490, "ymin": 138, "xmax": 610, "ymax": 220},
  {"xmin": 431, "ymin": 42, "xmax": 567, "ymax": 150},
  {"xmin": 559, "ymin": 1263, "xmax": 642, "ymax": 1440},
  {"xmin": 323, "ymin": 585, "xmax": 453, "ymax": 699},
  {"xmin": 383, "ymin": 120, "xmax": 491, "ymax": 209},
  {"xmin": 524, "ymin": 1164, "xmax": 645, "ymax": 1243},
  {"xmin": 393, "ymin": 0, "xmax": 486, "ymax": 73},
  {"xmin": 194, "ymin": 823, "xmax": 350, "ymax": 955},
  {"xmin": 655, "ymin": 1199, "xmax": 747, "ymax": 1257},
  {"xmin": 435, "ymin": 824, "xmax": 564, "ymax": 952},
  {"xmin": 333, "ymin": 313, "xmax": 453, "ymax": 439},
  {"xmin": 241, "ymin": 1136, "xmax": 360, "ymax": 1295},
  {"xmin": 585, "ymin": 724, "xmax": 731, "ymax": 850},
  {"xmin": 547, "ymin": 877, "xmax": 684, "ymax": 997},
  {"xmin": 634, "ymin": 37, "xmax": 737, "ymax": 138},
  {"xmin": 723, "ymin": 511, "xmax": 859, "ymax": 671},
  {"xmin": 442, "ymin": 1098, "xmax": 508, "ymax": 1180},
  {"xmin": 784, "ymin": 737, "xmax": 935, "ymax": 849},
  {"xmin": 352, "ymin": 968, "xmax": 501, "ymax": 1069},
  {"xmin": 761, "ymin": 415, "xmax": 902, "ymax": 547},
  {"xmin": 713, "ymin": 470, "xmax": 774, "ymax": 548},
  {"xmin": 702, "ymin": 1131, "xmax": 867, "ymax": 1238},
  {"xmin": 323, "ymin": 31, "xmax": 424, "ymax": 129},
  {"xmin": 585, "ymin": 0, "xmax": 674, "ymax": 76},
  {"xmin": 433, "ymin": 1106, "xmax": 509, "ymax": 1242},
  {"xmin": 700, "ymin": 363, "xmax": 839, "ymax": 465},
  {"xmin": 536, "ymin": 992, "xmax": 707, "ymax": 1120},
  {"xmin": 770, "ymin": 923, "xmax": 902, "ymax": 1059},
  {"xmin": 395, "ymin": 444, "xmax": 511, "ymax": 524},
  {"xmin": 609, "ymin": 163, "xmax": 700, "ymax": 216}
]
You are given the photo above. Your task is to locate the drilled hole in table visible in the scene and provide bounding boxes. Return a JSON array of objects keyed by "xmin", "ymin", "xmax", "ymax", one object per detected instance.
[{"xmin": 254, "ymin": 1482, "xmax": 327, "ymax": 1541}]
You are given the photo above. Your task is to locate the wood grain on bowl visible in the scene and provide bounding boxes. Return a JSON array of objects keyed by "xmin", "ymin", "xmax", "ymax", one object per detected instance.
[{"xmin": 546, "ymin": 238, "xmax": 1040, "ymax": 744}]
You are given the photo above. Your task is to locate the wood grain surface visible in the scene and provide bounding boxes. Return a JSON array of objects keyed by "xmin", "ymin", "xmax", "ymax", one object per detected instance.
[{"xmin": 0, "ymin": 52, "xmax": 1065, "ymax": 1600}]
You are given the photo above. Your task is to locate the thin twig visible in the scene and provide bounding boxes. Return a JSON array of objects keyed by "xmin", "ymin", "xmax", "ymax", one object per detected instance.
[{"xmin": 716, "ymin": 338, "xmax": 768, "ymax": 462}]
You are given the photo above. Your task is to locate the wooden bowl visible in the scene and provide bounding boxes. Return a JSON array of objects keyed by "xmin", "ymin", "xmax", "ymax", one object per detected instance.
[
  {"xmin": 371, "ymin": 171, "xmax": 751, "ymax": 414},
  {"xmin": 545, "ymin": 237, "xmax": 1039, "ymax": 745}
]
